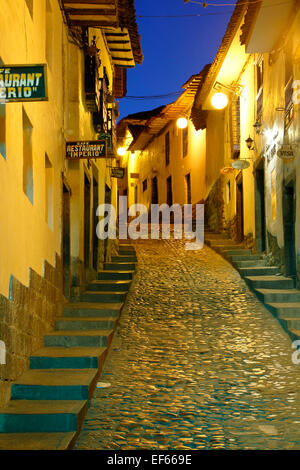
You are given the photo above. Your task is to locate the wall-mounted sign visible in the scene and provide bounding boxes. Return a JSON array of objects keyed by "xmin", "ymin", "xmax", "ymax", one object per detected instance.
[
  {"xmin": 0, "ymin": 64, "xmax": 48, "ymax": 102},
  {"xmin": 66, "ymin": 140, "xmax": 106, "ymax": 160},
  {"xmin": 277, "ymin": 144, "xmax": 295, "ymax": 161},
  {"xmin": 98, "ymin": 132, "xmax": 112, "ymax": 151},
  {"xmin": 111, "ymin": 167, "xmax": 125, "ymax": 179},
  {"xmin": 130, "ymin": 173, "xmax": 139, "ymax": 179}
]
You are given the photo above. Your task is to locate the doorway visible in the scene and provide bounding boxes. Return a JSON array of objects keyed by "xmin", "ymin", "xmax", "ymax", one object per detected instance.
[
  {"xmin": 166, "ymin": 176, "xmax": 173, "ymax": 206},
  {"xmin": 84, "ymin": 174, "xmax": 91, "ymax": 281},
  {"xmin": 151, "ymin": 177, "xmax": 158, "ymax": 205},
  {"xmin": 185, "ymin": 173, "xmax": 191, "ymax": 205},
  {"xmin": 62, "ymin": 181, "xmax": 71, "ymax": 299},
  {"xmin": 255, "ymin": 163, "xmax": 266, "ymax": 253},
  {"xmin": 92, "ymin": 177, "xmax": 99, "ymax": 272},
  {"xmin": 104, "ymin": 184, "xmax": 112, "ymax": 260},
  {"xmin": 236, "ymin": 175, "xmax": 244, "ymax": 242},
  {"xmin": 283, "ymin": 181, "xmax": 296, "ymax": 278}
]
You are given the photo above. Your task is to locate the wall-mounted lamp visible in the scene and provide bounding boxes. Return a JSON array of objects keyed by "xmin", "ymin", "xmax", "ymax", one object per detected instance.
[
  {"xmin": 211, "ymin": 92, "xmax": 228, "ymax": 110},
  {"xmin": 245, "ymin": 136, "xmax": 255, "ymax": 151},
  {"xmin": 176, "ymin": 117, "xmax": 188, "ymax": 129},
  {"xmin": 211, "ymin": 81, "xmax": 244, "ymax": 110},
  {"xmin": 117, "ymin": 147, "xmax": 126, "ymax": 156},
  {"xmin": 253, "ymin": 120, "xmax": 262, "ymax": 135}
]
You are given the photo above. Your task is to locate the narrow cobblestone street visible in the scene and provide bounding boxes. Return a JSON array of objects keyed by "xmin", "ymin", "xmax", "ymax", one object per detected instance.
[{"xmin": 76, "ymin": 239, "xmax": 300, "ymax": 450}]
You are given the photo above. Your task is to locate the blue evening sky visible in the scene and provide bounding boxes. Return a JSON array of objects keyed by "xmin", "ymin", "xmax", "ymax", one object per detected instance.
[{"xmin": 118, "ymin": 0, "xmax": 235, "ymax": 120}]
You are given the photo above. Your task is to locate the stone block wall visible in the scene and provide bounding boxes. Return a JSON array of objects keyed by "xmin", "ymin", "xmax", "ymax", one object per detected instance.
[
  {"xmin": 0, "ymin": 254, "xmax": 64, "ymax": 407},
  {"xmin": 205, "ymin": 177, "xmax": 225, "ymax": 234}
]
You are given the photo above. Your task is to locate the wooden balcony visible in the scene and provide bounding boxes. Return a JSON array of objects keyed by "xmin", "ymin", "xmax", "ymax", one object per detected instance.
[{"xmin": 62, "ymin": 0, "xmax": 118, "ymax": 27}]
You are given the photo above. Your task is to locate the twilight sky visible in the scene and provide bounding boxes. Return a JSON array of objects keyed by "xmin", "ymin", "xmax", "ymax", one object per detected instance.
[{"xmin": 118, "ymin": 0, "xmax": 235, "ymax": 120}]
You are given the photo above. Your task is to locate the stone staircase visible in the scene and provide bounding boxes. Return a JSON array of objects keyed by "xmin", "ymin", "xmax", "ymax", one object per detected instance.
[
  {"xmin": 0, "ymin": 243, "xmax": 137, "ymax": 450},
  {"xmin": 205, "ymin": 232, "xmax": 300, "ymax": 342}
]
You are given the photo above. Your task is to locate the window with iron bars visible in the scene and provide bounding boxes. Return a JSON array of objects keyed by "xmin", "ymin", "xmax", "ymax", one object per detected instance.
[
  {"xmin": 284, "ymin": 51, "xmax": 294, "ymax": 132},
  {"xmin": 256, "ymin": 58, "xmax": 264, "ymax": 120},
  {"xmin": 230, "ymin": 95, "xmax": 240, "ymax": 159}
]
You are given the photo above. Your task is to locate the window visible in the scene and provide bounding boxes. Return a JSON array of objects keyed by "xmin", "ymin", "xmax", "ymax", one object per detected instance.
[
  {"xmin": 23, "ymin": 109, "xmax": 34, "ymax": 204},
  {"xmin": 271, "ymin": 169, "xmax": 277, "ymax": 221},
  {"xmin": 45, "ymin": 153, "xmax": 53, "ymax": 229},
  {"xmin": 185, "ymin": 173, "xmax": 191, "ymax": 204},
  {"xmin": 46, "ymin": 0, "xmax": 53, "ymax": 69},
  {"xmin": 182, "ymin": 126, "xmax": 188, "ymax": 157},
  {"xmin": 284, "ymin": 49, "xmax": 294, "ymax": 131},
  {"xmin": 226, "ymin": 181, "xmax": 231, "ymax": 204},
  {"xmin": 0, "ymin": 99, "xmax": 5, "ymax": 160},
  {"xmin": 256, "ymin": 58, "xmax": 264, "ymax": 119},
  {"xmin": 0, "ymin": 58, "xmax": 6, "ymax": 159},
  {"xmin": 231, "ymin": 96, "xmax": 240, "ymax": 159},
  {"xmin": 25, "ymin": 0, "xmax": 33, "ymax": 18},
  {"xmin": 165, "ymin": 131, "xmax": 170, "ymax": 166},
  {"xmin": 142, "ymin": 179, "xmax": 147, "ymax": 192}
]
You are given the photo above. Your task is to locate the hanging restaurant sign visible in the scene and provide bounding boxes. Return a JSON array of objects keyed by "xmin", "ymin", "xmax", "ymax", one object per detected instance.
[
  {"xmin": 111, "ymin": 167, "xmax": 125, "ymax": 179},
  {"xmin": 0, "ymin": 64, "xmax": 48, "ymax": 102},
  {"xmin": 277, "ymin": 144, "xmax": 295, "ymax": 161},
  {"xmin": 66, "ymin": 140, "xmax": 107, "ymax": 160}
]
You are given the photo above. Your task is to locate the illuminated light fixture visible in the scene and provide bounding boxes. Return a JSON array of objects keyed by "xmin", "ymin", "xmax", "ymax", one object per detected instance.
[
  {"xmin": 176, "ymin": 117, "xmax": 188, "ymax": 129},
  {"xmin": 211, "ymin": 81, "xmax": 244, "ymax": 110},
  {"xmin": 211, "ymin": 92, "xmax": 228, "ymax": 110},
  {"xmin": 117, "ymin": 147, "xmax": 126, "ymax": 156},
  {"xmin": 253, "ymin": 120, "xmax": 262, "ymax": 135},
  {"xmin": 245, "ymin": 136, "xmax": 255, "ymax": 151}
]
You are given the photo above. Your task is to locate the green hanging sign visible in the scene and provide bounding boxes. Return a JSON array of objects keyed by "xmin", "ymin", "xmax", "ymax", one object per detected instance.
[{"xmin": 0, "ymin": 64, "xmax": 48, "ymax": 102}]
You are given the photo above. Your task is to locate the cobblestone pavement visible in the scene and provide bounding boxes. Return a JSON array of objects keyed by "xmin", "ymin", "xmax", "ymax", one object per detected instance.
[{"xmin": 76, "ymin": 239, "xmax": 300, "ymax": 450}]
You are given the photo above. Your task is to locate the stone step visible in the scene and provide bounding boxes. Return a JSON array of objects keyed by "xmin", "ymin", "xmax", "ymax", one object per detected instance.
[
  {"xmin": 112, "ymin": 255, "xmax": 137, "ymax": 263},
  {"xmin": 0, "ymin": 432, "xmax": 77, "ymax": 450},
  {"xmin": 104, "ymin": 262, "xmax": 136, "ymax": 271},
  {"xmin": 97, "ymin": 270, "xmax": 134, "ymax": 281},
  {"xmin": 44, "ymin": 330, "xmax": 114, "ymax": 348},
  {"xmin": 220, "ymin": 249, "xmax": 252, "ymax": 256},
  {"xmin": 11, "ymin": 369, "xmax": 99, "ymax": 401},
  {"xmin": 288, "ymin": 329, "xmax": 300, "ymax": 340},
  {"xmin": 204, "ymin": 233, "xmax": 229, "ymax": 240},
  {"xmin": 80, "ymin": 291, "xmax": 126, "ymax": 303},
  {"xmin": 208, "ymin": 240, "xmax": 243, "ymax": 247},
  {"xmin": 245, "ymin": 275, "xmax": 294, "ymax": 290},
  {"xmin": 238, "ymin": 266, "xmax": 280, "ymax": 276},
  {"xmin": 87, "ymin": 280, "xmax": 131, "ymax": 292},
  {"xmin": 63, "ymin": 303, "xmax": 121, "ymax": 318},
  {"xmin": 285, "ymin": 318, "xmax": 300, "ymax": 330},
  {"xmin": 229, "ymin": 254, "xmax": 261, "ymax": 262},
  {"xmin": 0, "ymin": 400, "xmax": 88, "ymax": 433},
  {"xmin": 55, "ymin": 317, "xmax": 117, "ymax": 331},
  {"xmin": 233, "ymin": 259, "xmax": 267, "ymax": 268},
  {"xmin": 119, "ymin": 240, "xmax": 135, "ymax": 251},
  {"xmin": 30, "ymin": 347, "xmax": 107, "ymax": 370},
  {"xmin": 255, "ymin": 289, "xmax": 300, "ymax": 303}
]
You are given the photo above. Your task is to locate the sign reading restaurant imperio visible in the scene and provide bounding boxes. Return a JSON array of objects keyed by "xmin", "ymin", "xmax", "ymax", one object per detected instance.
[
  {"xmin": 0, "ymin": 64, "xmax": 48, "ymax": 102},
  {"xmin": 66, "ymin": 141, "xmax": 107, "ymax": 160}
]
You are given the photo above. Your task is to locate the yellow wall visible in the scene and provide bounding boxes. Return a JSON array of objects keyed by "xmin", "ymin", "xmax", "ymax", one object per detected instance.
[
  {"xmin": 122, "ymin": 118, "xmax": 207, "ymax": 210},
  {"xmin": 0, "ymin": 1, "xmax": 118, "ymax": 298}
]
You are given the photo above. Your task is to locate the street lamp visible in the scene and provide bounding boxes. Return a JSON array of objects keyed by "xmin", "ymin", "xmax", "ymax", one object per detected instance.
[
  {"xmin": 176, "ymin": 117, "xmax": 188, "ymax": 129},
  {"xmin": 117, "ymin": 147, "xmax": 126, "ymax": 156},
  {"xmin": 245, "ymin": 136, "xmax": 255, "ymax": 151},
  {"xmin": 211, "ymin": 92, "xmax": 228, "ymax": 110}
]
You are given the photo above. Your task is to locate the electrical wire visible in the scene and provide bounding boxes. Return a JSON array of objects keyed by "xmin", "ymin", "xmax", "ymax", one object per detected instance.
[
  {"xmin": 188, "ymin": 0, "xmax": 265, "ymax": 5},
  {"xmin": 123, "ymin": 92, "xmax": 182, "ymax": 100},
  {"xmin": 138, "ymin": 11, "xmax": 233, "ymax": 18},
  {"xmin": 137, "ymin": 0, "xmax": 291, "ymax": 18}
]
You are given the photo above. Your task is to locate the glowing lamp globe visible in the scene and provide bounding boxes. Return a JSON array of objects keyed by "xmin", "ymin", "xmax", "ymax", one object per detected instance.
[
  {"xmin": 211, "ymin": 92, "xmax": 228, "ymax": 110},
  {"xmin": 117, "ymin": 147, "xmax": 126, "ymax": 156},
  {"xmin": 176, "ymin": 117, "xmax": 188, "ymax": 129}
]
